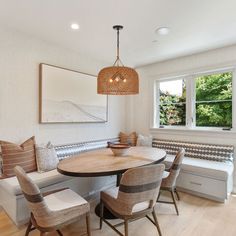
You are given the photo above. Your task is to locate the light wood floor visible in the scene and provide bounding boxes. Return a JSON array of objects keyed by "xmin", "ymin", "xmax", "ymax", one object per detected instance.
[{"xmin": 1, "ymin": 192, "xmax": 236, "ymax": 236}]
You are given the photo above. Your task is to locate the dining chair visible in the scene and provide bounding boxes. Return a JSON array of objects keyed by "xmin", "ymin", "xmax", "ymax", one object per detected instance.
[
  {"xmin": 157, "ymin": 148, "xmax": 185, "ymax": 215},
  {"xmin": 14, "ymin": 166, "xmax": 91, "ymax": 236},
  {"xmin": 100, "ymin": 164, "xmax": 165, "ymax": 236}
]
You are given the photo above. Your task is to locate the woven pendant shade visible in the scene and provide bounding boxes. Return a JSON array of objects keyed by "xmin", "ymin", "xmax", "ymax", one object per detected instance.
[
  {"xmin": 97, "ymin": 25, "xmax": 139, "ymax": 95},
  {"xmin": 97, "ymin": 66, "xmax": 139, "ymax": 95}
]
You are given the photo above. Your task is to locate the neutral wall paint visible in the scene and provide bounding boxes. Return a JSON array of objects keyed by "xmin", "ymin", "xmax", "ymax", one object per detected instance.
[
  {"xmin": 0, "ymin": 27, "xmax": 127, "ymax": 197},
  {"xmin": 127, "ymin": 44, "xmax": 236, "ymax": 192},
  {"xmin": 0, "ymin": 27, "xmax": 126, "ymax": 144}
]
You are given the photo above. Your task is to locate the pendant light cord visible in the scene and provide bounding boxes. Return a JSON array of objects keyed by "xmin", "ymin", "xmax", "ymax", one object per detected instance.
[
  {"xmin": 113, "ymin": 27, "xmax": 124, "ymax": 67},
  {"xmin": 117, "ymin": 28, "xmax": 119, "ymax": 61}
]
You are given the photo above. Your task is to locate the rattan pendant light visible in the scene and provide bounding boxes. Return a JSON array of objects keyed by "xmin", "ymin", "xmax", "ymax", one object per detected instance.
[{"xmin": 97, "ymin": 25, "xmax": 139, "ymax": 95}]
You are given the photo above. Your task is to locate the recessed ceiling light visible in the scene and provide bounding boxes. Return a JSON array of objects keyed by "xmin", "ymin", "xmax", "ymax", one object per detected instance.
[
  {"xmin": 71, "ymin": 23, "xmax": 80, "ymax": 30},
  {"xmin": 155, "ymin": 27, "xmax": 170, "ymax": 35}
]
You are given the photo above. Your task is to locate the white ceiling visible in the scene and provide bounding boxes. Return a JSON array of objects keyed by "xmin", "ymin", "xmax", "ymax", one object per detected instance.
[{"xmin": 1, "ymin": 0, "xmax": 236, "ymax": 67}]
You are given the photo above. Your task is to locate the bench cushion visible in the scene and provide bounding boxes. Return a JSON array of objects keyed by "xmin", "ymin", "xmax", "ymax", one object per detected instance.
[
  {"xmin": 0, "ymin": 169, "xmax": 72, "ymax": 196},
  {"xmin": 164, "ymin": 155, "xmax": 234, "ymax": 181}
]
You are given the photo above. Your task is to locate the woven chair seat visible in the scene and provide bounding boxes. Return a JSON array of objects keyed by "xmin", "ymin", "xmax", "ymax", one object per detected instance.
[{"xmin": 44, "ymin": 189, "xmax": 89, "ymax": 212}]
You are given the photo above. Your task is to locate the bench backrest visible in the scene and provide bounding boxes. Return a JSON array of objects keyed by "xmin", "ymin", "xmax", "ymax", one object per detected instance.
[
  {"xmin": 152, "ymin": 138, "xmax": 234, "ymax": 162},
  {"xmin": 54, "ymin": 137, "xmax": 119, "ymax": 160}
]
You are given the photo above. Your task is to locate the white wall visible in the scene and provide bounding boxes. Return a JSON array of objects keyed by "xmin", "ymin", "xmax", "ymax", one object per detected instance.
[
  {"xmin": 0, "ymin": 27, "xmax": 126, "ymax": 144},
  {"xmin": 0, "ymin": 27, "xmax": 127, "ymax": 198},
  {"xmin": 127, "ymin": 45, "xmax": 236, "ymax": 192}
]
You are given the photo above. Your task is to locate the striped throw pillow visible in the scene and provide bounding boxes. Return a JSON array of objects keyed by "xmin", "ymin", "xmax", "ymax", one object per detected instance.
[
  {"xmin": 119, "ymin": 132, "xmax": 137, "ymax": 146},
  {"xmin": 0, "ymin": 136, "xmax": 37, "ymax": 178},
  {"xmin": 0, "ymin": 154, "xmax": 2, "ymax": 176}
]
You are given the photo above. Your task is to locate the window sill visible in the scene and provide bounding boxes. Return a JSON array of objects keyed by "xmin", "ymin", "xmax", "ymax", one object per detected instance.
[{"xmin": 150, "ymin": 127, "xmax": 236, "ymax": 139}]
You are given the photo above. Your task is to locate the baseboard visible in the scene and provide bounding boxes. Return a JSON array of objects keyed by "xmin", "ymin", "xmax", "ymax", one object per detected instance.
[{"xmin": 177, "ymin": 187, "xmax": 226, "ymax": 203}]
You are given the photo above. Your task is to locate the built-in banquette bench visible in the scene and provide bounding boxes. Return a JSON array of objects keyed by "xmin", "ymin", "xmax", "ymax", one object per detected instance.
[
  {"xmin": 0, "ymin": 136, "xmax": 234, "ymax": 226},
  {"xmin": 0, "ymin": 138, "xmax": 118, "ymax": 226},
  {"xmin": 152, "ymin": 139, "xmax": 234, "ymax": 202}
]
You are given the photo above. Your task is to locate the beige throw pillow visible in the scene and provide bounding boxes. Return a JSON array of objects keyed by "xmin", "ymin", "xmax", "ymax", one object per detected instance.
[
  {"xmin": 119, "ymin": 132, "xmax": 137, "ymax": 146},
  {"xmin": 136, "ymin": 134, "xmax": 153, "ymax": 147},
  {"xmin": 36, "ymin": 142, "xmax": 59, "ymax": 173}
]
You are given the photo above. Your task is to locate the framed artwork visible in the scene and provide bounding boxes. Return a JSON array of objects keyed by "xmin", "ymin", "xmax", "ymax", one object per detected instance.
[{"xmin": 39, "ymin": 63, "xmax": 108, "ymax": 123}]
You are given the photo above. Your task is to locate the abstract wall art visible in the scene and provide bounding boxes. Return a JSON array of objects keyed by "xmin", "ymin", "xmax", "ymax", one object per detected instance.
[{"xmin": 39, "ymin": 63, "xmax": 108, "ymax": 123}]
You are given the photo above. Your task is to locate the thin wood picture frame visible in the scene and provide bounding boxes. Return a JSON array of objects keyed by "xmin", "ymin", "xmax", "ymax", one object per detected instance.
[{"xmin": 39, "ymin": 63, "xmax": 108, "ymax": 123}]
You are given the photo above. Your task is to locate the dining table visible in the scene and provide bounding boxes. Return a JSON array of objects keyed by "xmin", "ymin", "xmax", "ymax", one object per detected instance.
[{"xmin": 57, "ymin": 146, "xmax": 166, "ymax": 218}]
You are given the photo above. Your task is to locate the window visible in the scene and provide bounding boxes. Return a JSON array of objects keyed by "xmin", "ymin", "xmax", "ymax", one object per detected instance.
[
  {"xmin": 155, "ymin": 70, "xmax": 234, "ymax": 130},
  {"xmin": 159, "ymin": 79, "xmax": 186, "ymax": 126}
]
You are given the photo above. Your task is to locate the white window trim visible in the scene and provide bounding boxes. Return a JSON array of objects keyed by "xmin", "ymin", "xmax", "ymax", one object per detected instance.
[
  {"xmin": 232, "ymin": 69, "xmax": 236, "ymax": 131},
  {"xmin": 186, "ymin": 75, "xmax": 194, "ymax": 128},
  {"xmin": 152, "ymin": 67, "xmax": 236, "ymax": 132}
]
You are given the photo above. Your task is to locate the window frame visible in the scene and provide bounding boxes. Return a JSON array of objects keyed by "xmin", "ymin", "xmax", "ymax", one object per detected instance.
[{"xmin": 154, "ymin": 67, "xmax": 236, "ymax": 131}]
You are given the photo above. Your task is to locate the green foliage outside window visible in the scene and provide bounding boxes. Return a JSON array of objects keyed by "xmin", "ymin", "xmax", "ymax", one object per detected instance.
[
  {"xmin": 195, "ymin": 73, "xmax": 232, "ymax": 127},
  {"xmin": 159, "ymin": 80, "xmax": 186, "ymax": 126}
]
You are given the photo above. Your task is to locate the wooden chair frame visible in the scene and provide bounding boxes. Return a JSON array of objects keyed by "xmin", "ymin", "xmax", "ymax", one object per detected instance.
[
  {"xmin": 25, "ymin": 212, "xmax": 91, "ymax": 236},
  {"xmin": 157, "ymin": 187, "xmax": 180, "ymax": 215},
  {"xmin": 157, "ymin": 148, "xmax": 185, "ymax": 216}
]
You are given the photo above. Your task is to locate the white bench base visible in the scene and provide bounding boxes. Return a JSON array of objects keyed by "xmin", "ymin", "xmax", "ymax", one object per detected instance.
[
  {"xmin": 163, "ymin": 155, "xmax": 233, "ymax": 202},
  {"xmin": 177, "ymin": 171, "xmax": 233, "ymax": 203},
  {"xmin": 0, "ymin": 173, "xmax": 116, "ymax": 226}
]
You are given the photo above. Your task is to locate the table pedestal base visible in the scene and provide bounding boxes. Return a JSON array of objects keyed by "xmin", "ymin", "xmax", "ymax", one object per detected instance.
[{"xmin": 95, "ymin": 204, "xmax": 117, "ymax": 219}]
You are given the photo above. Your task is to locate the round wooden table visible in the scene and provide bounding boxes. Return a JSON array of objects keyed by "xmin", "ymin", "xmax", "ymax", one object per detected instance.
[
  {"xmin": 57, "ymin": 146, "xmax": 166, "ymax": 219},
  {"xmin": 57, "ymin": 146, "xmax": 166, "ymax": 182}
]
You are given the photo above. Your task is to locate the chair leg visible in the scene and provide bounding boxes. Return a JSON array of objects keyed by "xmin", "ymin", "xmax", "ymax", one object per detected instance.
[
  {"xmin": 57, "ymin": 229, "xmax": 63, "ymax": 236},
  {"xmin": 25, "ymin": 219, "xmax": 32, "ymax": 236},
  {"xmin": 152, "ymin": 210, "xmax": 162, "ymax": 236},
  {"xmin": 175, "ymin": 188, "xmax": 180, "ymax": 200},
  {"xmin": 100, "ymin": 201, "xmax": 104, "ymax": 229},
  {"xmin": 124, "ymin": 220, "xmax": 129, "ymax": 236},
  {"xmin": 171, "ymin": 190, "xmax": 179, "ymax": 215},
  {"xmin": 86, "ymin": 213, "xmax": 91, "ymax": 236},
  {"xmin": 157, "ymin": 190, "xmax": 161, "ymax": 201}
]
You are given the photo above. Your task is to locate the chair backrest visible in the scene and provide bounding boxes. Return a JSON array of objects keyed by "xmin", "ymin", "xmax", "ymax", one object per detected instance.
[
  {"xmin": 14, "ymin": 166, "xmax": 50, "ymax": 221},
  {"xmin": 117, "ymin": 164, "xmax": 165, "ymax": 215},
  {"xmin": 163, "ymin": 148, "xmax": 185, "ymax": 188}
]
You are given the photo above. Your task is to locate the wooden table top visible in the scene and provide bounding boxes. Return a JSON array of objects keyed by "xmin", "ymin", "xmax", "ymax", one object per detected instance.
[{"xmin": 57, "ymin": 146, "xmax": 166, "ymax": 177}]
